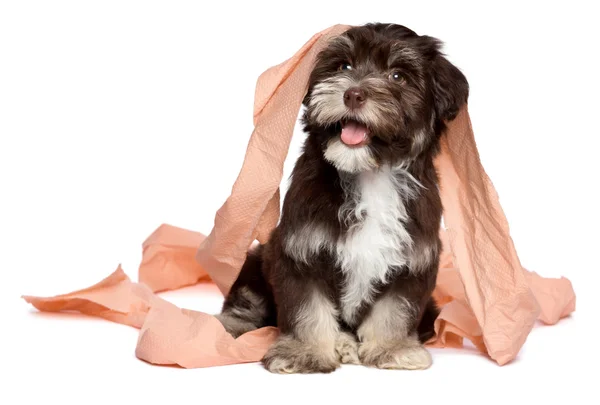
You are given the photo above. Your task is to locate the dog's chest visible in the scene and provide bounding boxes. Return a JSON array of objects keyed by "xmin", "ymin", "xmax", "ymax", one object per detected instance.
[{"xmin": 336, "ymin": 168, "xmax": 414, "ymax": 325}]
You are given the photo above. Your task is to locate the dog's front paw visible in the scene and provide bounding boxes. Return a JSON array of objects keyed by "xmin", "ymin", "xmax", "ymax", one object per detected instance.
[
  {"xmin": 262, "ymin": 335, "xmax": 339, "ymax": 374},
  {"xmin": 335, "ymin": 331, "xmax": 360, "ymax": 365},
  {"xmin": 358, "ymin": 340, "xmax": 432, "ymax": 370}
]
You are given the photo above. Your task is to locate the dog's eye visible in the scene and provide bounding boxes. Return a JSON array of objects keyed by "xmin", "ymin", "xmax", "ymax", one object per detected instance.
[
  {"xmin": 339, "ymin": 63, "xmax": 352, "ymax": 71},
  {"xmin": 390, "ymin": 71, "xmax": 404, "ymax": 82}
]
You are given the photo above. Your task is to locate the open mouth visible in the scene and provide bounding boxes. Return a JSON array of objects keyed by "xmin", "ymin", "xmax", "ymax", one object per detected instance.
[{"xmin": 340, "ymin": 119, "xmax": 371, "ymax": 147}]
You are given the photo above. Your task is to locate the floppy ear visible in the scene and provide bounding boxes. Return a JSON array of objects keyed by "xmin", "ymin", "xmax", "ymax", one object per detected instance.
[{"xmin": 430, "ymin": 53, "xmax": 469, "ymax": 122}]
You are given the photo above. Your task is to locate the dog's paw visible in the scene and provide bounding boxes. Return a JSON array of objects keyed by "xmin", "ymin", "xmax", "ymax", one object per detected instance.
[
  {"xmin": 262, "ymin": 335, "xmax": 339, "ymax": 374},
  {"xmin": 335, "ymin": 332, "xmax": 360, "ymax": 365},
  {"xmin": 214, "ymin": 313, "xmax": 257, "ymax": 338},
  {"xmin": 263, "ymin": 353, "xmax": 338, "ymax": 374},
  {"xmin": 358, "ymin": 340, "xmax": 432, "ymax": 370}
]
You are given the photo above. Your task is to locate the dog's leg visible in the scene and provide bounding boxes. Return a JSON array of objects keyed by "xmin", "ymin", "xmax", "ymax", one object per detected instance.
[
  {"xmin": 215, "ymin": 285, "xmax": 269, "ymax": 338},
  {"xmin": 356, "ymin": 225, "xmax": 441, "ymax": 370},
  {"xmin": 262, "ymin": 280, "xmax": 341, "ymax": 374},
  {"xmin": 215, "ymin": 247, "xmax": 276, "ymax": 337},
  {"xmin": 357, "ymin": 289, "xmax": 433, "ymax": 370}
]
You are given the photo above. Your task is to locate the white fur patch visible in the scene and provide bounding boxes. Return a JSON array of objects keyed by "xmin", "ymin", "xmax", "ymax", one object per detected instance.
[
  {"xmin": 411, "ymin": 129, "xmax": 427, "ymax": 155},
  {"xmin": 323, "ymin": 138, "xmax": 378, "ymax": 174},
  {"xmin": 336, "ymin": 164, "xmax": 421, "ymax": 325},
  {"xmin": 283, "ymin": 223, "xmax": 333, "ymax": 264},
  {"xmin": 357, "ymin": 293, "xmax": 415, "ymax": 342},
  {"xmin": 308, "ymin": 76, "xmax": 355, "ymax": 125},
  {"xmin": 295, "ymin": 287, "xmax": 340, "ymax": 348}
]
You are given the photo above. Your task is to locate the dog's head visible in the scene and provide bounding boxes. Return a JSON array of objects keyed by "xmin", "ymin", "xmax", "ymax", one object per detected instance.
[{"xmin": 302, "ymin": 23, "xmax": 469, "ymax": 173}]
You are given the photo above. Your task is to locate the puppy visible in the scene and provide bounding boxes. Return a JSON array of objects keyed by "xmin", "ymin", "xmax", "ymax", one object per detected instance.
[{"xmin": 215, "ymin": 23, "xmax": 469, "ymax": 373}]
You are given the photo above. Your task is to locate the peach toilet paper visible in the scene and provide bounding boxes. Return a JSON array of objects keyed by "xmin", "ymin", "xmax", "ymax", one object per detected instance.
[{"xmin": 23, "ymin": 24, "xmax": 576, "ymax": 368}]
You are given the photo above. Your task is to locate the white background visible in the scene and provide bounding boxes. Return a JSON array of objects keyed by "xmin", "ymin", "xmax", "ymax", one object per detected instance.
[{"xmin": 1, "ymin": 1, "xmax": 598, "ymax": 404}]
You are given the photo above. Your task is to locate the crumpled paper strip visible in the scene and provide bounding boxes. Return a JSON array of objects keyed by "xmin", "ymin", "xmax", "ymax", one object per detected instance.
[
  {"xmin": 24, "ymin": 264, "xmax": 279, "ymax": 368},
  {"xmin": 22, "ymin": 222, "xmax": 575, "ymax": 368}
]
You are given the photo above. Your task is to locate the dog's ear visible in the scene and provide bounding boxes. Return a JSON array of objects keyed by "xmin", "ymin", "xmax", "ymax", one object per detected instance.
[
  {"xmin": 419, "ymin": 36, "xmax": 469, "ymax": 122},
  {"xmin": 430, "ymin": 52, "xmax": 469, "ymax": 122}
]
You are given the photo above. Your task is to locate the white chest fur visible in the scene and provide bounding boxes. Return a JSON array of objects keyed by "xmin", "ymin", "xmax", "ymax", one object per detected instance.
[{"xmin": 336, "ymin": 165, "xmax": 418, "ymax": 325}]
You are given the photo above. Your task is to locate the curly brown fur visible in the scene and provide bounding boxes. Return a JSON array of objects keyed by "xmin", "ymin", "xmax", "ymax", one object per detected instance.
[{"xmin": 216, "ymin": 22, "xmax": 468, "ymax": 373}]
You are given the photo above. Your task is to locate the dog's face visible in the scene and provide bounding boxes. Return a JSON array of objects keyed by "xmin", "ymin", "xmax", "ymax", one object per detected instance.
[{"xmin": 302, "ymin": 23, "xmax": 469, "ymax": 173}]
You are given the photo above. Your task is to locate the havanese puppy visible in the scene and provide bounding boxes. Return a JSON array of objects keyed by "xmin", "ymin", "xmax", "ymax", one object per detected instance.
[{"xmin": 215, "ymin": 22, "xmax": 469, "ymax": 373}]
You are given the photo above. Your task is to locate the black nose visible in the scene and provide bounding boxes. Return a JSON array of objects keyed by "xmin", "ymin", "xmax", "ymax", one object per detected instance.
[{"xmin": 343, "ymin": 87, "xmax": 366, "ymax": 110}]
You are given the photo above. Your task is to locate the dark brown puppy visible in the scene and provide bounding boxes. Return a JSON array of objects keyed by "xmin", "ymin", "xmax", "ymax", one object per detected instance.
[{"xmin": 215, "ymin": 23, "xmax": 469, "ymax": 373}]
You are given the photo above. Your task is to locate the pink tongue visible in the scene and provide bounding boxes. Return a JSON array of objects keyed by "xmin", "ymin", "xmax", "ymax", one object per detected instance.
[{"xmin": 341, "ymin": 121, "xmax": 368, "ymax": 145}]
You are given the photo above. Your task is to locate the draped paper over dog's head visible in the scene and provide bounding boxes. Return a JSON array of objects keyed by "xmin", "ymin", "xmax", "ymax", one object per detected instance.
[{"xmin": 23, "ymin": 24, "xmax": 575, "ymax": 370}]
